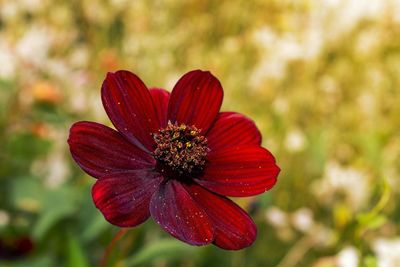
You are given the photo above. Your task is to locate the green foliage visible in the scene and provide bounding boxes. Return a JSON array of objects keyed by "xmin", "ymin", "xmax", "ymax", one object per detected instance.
[
  {"xmin": 0, "ymin": 0, "xmax": 399, "ymax": 266},
  {"xmin": 66, "ymin": 233, "xmax": 90, "ymax": 267},
  {"xmin": 122, "ymin": 239, "xmax": 197, "ymax": 267}
]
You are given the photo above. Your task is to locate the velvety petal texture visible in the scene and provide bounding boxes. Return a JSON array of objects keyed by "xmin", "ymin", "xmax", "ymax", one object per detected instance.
[
  {"xmin": 92, "ymin": 170, "xmax": 163, "ymax": 227},
  {"xmin": 149, "ymin": 88, "xmax": 170, "ymax": 128},
  {"xmin": 68, "ymin": 69, "xmax": 280, "ymax": 251},
  {"xmin": 196, "ymin": 146, "xmax": 280, "ymax": 197},
  {"xmin": 150, "ymin": 180, "xmax": 214, "ymax": 245},
  {"xmin": 101, "ymin": 71, "xmax": 160, "ymax": 151},
  {"xmin": 68, "ymin": 121, "xmax": 154, "ymax": 178},
  {"xmin": 168, "ymin": 70, "xmax": 223, "ymax": 134},
  {"xmin": 207, "ymin": 112, "xmax": 262, "ymax": 151},
  {"xmin": 186, "ymin": 184, "xmax": 257, "ymax": 250}
]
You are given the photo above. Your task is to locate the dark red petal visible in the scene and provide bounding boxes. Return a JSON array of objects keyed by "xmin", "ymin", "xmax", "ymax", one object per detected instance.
[
  {"xmin": 68, "ymin": 121, "xmax": 154, "ymax": 179},
  {"xmin": 186, "ymin": 183, "xmax": 257, "ymax": 250},
  {"xmin": 92, "ymin": 170, "xmax": 163, "ymax": 227},
  {"xmin": 195, "ymin": 146, "xmax": 280, "ymax": 197},
  {"xmin": 167, "ymin": 70, "xmax": 223, "ymax": 134},
  {"xmin": 150, "ymin": 180, "xmax": 214, "ymax": 245},
  {"xmin": 207, "ymin": 112, "xmax": 262, "ymax": 151},
  {"xmin": 149, "ymin": 88, "xmax": 170, "ymax": 128},
  {"xmin": 101, "ymin": 71, "xmax": 160, "ymax": 152}
]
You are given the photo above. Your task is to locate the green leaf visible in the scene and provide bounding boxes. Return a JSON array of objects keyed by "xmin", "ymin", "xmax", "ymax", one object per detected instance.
[
  {"xmin": 362, "ymin": 215, "xmax": 387, "ymax": 231},
  {"xmin": 10, "ymin": 177, "xmax": 44, "ymax": 213},
  {"xmin": 357, "ymin": 178, "xmax": 391, "ymax": 230},
  {"xmin": 363, "ymin": 255, "xmax": 378, "ymax": 267},
  {"xmin": 0, "ymin": 255, "xmax": 54, "ymax": 267},
  {"xmin": 122, "ymin": 239, "xmax": 197, "ymax": 267},
  {"xmin": 67, "ymin": 233, "xmax": 90, "ymax": 267},
  {"xmin": 33, "ymin": 187, "xmax": 79, "ymax": 240},
  {"xmin": 78, "ymin": 184, "xmax": 110, "ymax": 243},
  {"xmin": 5, "ymin": 133, "xmax": 52, "ymax": 164},
  {"xmin": 81, "ymin": 211, "xmax": 110, "ymax": 243}
]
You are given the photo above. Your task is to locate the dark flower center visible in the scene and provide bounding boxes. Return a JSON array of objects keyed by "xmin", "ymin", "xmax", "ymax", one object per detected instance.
[{"xmin": 152, "ymin": 121, "xmax": 209, "ymax": 175}]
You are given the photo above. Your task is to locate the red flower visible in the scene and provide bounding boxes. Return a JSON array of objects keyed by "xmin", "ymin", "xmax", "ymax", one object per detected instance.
[
  {"xmin": 0, "ymin": 236, "xmax": 34, "ymax": 260},
  {"xmin": 68, "ymin": 70, "xmax": 280, "ymax": 250}
]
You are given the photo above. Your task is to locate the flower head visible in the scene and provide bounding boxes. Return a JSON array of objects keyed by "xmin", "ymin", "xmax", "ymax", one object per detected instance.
[{"xmin": 68, "ymin": 70, "xmax": 280, "ymax": 250}]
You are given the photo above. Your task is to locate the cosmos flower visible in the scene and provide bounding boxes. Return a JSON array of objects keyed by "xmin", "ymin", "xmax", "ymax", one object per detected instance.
[{"xmin": 68, "ymin": 70, "xmax": 280, "ymax": 250}]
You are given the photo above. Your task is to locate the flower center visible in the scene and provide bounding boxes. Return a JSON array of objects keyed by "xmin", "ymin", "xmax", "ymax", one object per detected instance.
[{"xmin": 152, "ymin": 121, "xmax": 209, "ymax": 175}]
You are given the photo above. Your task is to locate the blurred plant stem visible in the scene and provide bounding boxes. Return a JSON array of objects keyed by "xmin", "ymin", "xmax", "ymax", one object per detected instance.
[
  {"xmin": 100, "ymin": 228, "xmax": 129, "ymax": 267},
  {"xmin": 356, "ymin": 178, "xmax": 391, "ymax": 239},
  {"xmin": 276, "ymin": 235, "xmax": 316, "ymax": 267}
]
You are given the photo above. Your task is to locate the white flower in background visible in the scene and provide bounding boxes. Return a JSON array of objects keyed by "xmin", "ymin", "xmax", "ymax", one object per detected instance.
[
  {"xmin": 291, "ymin": 208, "xmax": 314, "ymax": 232},
  {"xmin": 45, "ymin": 152, "xmax": 69, "ymax": 188},
  {"xmin": 337, "ymin": 246, "xmax": 359, "ymax": 267},
  {"xmin": 90, "ymin": 93, "xmax": 107, "ymax": 121},
  {"xmin": 316, "ymin": 0, "xmax": 386, "ymax": 38},
  {"xmin": 250, "ymin": 24, "xmax": 323, "ymax": 87},
  {"xmin": 0, "ymin": 40, "xmax": 17, "ymax": 79},
  {"xmin": 0, "ymin": 1, "xmax": 19, "ymax": 21},
  {"xmin": 69, "ymin": 89, "xmax": 87, "ymax": 114},
  {"xmin": 110, "ymin": 0, "xmax": 130, "ymax": 9},
  {"xmin": 30, "ymin": 128, "xmax": 70, "ymax": 188},
  {"xmin": 250, "ymin": 0, "xmax": 393, "ymax": 90},
  {"xmin": 18, "ymin": 0, "xmax": 47, "ymax": 13},
  {"xmin": 285, "ymin": 129, "xmax": 307, "ymax": 153},
  {"xmin": 250, "ymin": 57, "xmax": 286, "ymax": 84},
  {"xmin": 67, "ymin": 71, "xmax": 91, "ymax": 114},
  {"xmin": 358, "ymin": 91, "xmax": 376, "ymax": 118},
  {"xmin": 250, "ymin": 30, "xmax": 307, "ymax": 84},
  {"xmin": 272, "ymin": 97, "xmax": 289, "ymax": 115},
  {"xmin": 0, "ymin": 210, "xmax": 10, "ymax": 226},
  {"xmin": 373, "ymin": 238, "xmax": 400, "ymax": 267},
  {"xmin": 321, "ymin": 0, "xmax": 341, "ymax": 8},
  {"xmin": 303, "ymin": 26, "xmax": 324, "ymax": 60},
  {"xmin": 393, "ymin": 0, "xmax": 400, "ymax": 23},
  {"xmin": 319, "ymin": 75, "xmax": 338, "ymax": 94},
  {"xmin": 252, "ymin": 26, "xmax": 275, "ymax": 48},
  {"xmin": 265, "ymin": 206, "xmax": 289, "ymax": 228},
  {"xmin": 355, "ymin": 28, "xmax": 381, "ymax": 57},
  {"xmin": 16, "ymin": 25, "xmax": 53, "ymax": 66},
  {"xmin": 250, "ymin": 28, "xmax": 286, "ymax": 84},
  {"xmin": 69, "ymin": 46, "xmax": 90, "ymax": 68},
  {"xmin": 313, "ymin": 224, "xmax": 335, "ymax": 247},
  {"xmin": 45, "ymin": 59, "xmax": 71, "ymax": 79},
  {"xmin": 82, "ymin": 0, "xmax": 109, "ymax": 23},
  {"xmin": 312, "ymin": 162, "xmax": 370, "ymax": 210}
]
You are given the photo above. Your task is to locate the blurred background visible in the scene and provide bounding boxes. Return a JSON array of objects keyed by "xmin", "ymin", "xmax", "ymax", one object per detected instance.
[{"xmin": 0, "ymin": 0, "xmax": 400, "ymax": 266}]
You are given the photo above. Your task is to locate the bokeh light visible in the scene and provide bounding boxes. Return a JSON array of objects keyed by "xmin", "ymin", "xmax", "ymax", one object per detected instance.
[{"xmin": 1, "ymin": 0, "xmax": 400, "ymax": 266}]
